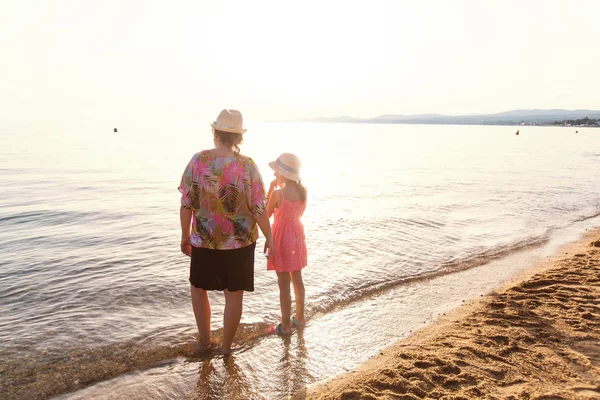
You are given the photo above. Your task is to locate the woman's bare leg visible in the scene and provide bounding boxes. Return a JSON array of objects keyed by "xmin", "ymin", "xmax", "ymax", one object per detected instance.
[
  {"xmin": 190, "ymin": 284, "xmax": 212, "ymax": 348},
  {"xmin": 222, "ymin": 289, "xmax": 244, "ymax": 353}
]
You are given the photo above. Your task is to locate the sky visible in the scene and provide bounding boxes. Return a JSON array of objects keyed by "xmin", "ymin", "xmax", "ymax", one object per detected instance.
[{"xmin": 1, "ymin": 0, "xmax": 599, "ymax": 124}]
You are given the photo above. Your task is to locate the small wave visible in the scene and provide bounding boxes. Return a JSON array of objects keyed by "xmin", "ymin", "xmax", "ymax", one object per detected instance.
[
  {"xmin": 437, "ymin": 234, "xmax": 549, "ymax": 274},
  {"xmin": 0, "ymin": 210, "xmax": 92, "ymax": 226},
  {"xmin": 303, "ymin": 233, "xmax": 550, "ymax": 318},
  {"xmin": 570, "ymin": 209, "xmax": 600, "ymax": 224}
]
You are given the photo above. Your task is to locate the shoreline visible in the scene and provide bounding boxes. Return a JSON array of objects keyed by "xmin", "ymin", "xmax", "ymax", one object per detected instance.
[
  {"xmin": 3, "ymin": 229, "xmax": 599, "ymax": 400},
  {"xmin": 299, "ymin": 228, "xmax": 600, "ymax": 399}
]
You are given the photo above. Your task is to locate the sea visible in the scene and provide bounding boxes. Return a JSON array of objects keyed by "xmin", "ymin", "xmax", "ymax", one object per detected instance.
[{"xmin": 1, "ymin": 121, "xmax": 600, "ymax": 399}]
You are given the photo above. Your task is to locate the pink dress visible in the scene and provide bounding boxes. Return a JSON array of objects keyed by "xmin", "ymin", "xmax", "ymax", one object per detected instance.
[{"xmin": 267, "ymin": 192, "xmax": 307, "ymax": 273}]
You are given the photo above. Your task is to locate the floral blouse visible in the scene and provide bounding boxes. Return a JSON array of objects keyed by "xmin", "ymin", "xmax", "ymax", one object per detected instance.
[{"xmin": 179, "ymin": 150, "xmax": 267, "ymax": 250}]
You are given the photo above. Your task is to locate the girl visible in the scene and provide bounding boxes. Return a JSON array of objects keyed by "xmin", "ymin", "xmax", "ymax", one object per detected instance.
[{"xmin": 266, "ymin": 153, "xmax": 308, "ymax": 335}]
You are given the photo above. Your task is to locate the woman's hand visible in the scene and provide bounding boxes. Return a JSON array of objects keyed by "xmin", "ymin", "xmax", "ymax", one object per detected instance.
[
  {"xmin": 254, "ymin": 212, "xmax": 274, "ymax": 258},
  {"xmin": 263, "ymin": 238, "xmax": 275, "ymax": 258},
  {"xmin": 181, "ymin": 237, "xmax": 192, "ymax": 257}
]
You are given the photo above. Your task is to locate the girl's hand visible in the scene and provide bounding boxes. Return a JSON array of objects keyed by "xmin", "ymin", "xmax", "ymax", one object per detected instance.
[
  {"xmin": 181, "ymin": 238, "xmax": 192, "ymax": 257},
  {"xmin": 267, "ymin": 180, "xmax": 278, "ymax": 196}
]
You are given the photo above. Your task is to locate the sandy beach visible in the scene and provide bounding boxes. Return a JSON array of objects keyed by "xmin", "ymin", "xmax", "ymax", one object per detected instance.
[{"xmin": 301, "ymin": 230, "xmax": 600, "ymax": 400}]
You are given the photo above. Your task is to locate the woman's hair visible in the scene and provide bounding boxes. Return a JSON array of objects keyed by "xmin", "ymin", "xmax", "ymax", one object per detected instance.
[
  {"xmin": 286, "ymin": 179, "xmax": 307, "ymax": 202},
  {"xmin": 214, "ymin": 129, "xmax": 243, "ymax": 154}
]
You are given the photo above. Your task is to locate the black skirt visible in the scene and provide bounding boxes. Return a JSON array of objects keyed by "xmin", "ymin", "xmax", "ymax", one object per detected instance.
[{"xmin": 190, "ymin": 242, "xmax": 256, "ymax": 291}]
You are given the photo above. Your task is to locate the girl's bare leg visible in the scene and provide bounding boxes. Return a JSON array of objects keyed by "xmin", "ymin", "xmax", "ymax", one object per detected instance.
[
  {"xmin": 277, "ymin": 272, "xmax": 292, "ymax": 334},
  {"xmin": 290, "ymin": 271, "xmax": 305, "ymax": 325}
]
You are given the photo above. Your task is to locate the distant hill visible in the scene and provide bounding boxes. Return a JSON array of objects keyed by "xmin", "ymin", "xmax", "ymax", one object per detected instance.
[{"xmin": 305, "ymin": 109, "xmax": 600, "ymax": 126}]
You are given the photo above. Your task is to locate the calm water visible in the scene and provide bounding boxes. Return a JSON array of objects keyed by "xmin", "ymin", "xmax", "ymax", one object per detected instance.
[{"xmin": 1, "ymin": 121, "xmax": 600, "ymax": 399}]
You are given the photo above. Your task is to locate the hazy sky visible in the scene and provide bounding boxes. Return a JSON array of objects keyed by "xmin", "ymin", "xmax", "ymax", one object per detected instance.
[{"xmin": 2, "ymin": 0, "xmax": 599, "ymax": 123}]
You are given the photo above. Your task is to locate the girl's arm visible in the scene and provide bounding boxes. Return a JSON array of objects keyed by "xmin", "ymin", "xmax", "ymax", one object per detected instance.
[
  {"xmin": 266, "ymin": 189, "xmax": 282, "ymax": 218},
  {"xmin": 266, "ymin": 179, "xmax": 277, "ymax": 200}
]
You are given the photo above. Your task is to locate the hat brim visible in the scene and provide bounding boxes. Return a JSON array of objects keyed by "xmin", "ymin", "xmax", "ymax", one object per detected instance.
[
  {"xmin": 269, "ymin": 161, "xmax": 301, "ymax": 181},
  {"xmin": 210, "ymin": 122, "xmax": 247, "ymax": 134}
]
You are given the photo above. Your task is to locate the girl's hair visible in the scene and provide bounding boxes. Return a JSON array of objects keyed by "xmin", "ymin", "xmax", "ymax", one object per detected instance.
[
  {"xmin": 287, "ymin": 179, "xmax": 307, "ymax": 202},
  {"xmin": 214, "ymin": 129, "xmax": 243, "ymax": 154}
]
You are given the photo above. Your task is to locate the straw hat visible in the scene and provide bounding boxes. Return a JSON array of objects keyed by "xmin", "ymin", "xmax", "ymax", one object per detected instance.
[
  {"xmin": 269, "ymin": 153, "xmax": 302, "ymax": 181},
  {"xmin": 210, "ymin": 109, "xmax": 247, "ymax": 134}
]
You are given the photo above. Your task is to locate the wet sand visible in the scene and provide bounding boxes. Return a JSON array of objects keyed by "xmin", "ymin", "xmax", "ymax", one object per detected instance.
[{"xmin": 302, "ymin": 230, "xmax": 600, "ymax": 399}]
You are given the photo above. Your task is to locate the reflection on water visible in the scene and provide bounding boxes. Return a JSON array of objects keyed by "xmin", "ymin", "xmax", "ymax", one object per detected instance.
[
  {"xmin": 193, "ymin": 356, "xmax": 255, "ymax": 400},
  {"xmin": 278, "ymin": 330, "xmax": 311, "ymax": 398},
  {"xmin": 192, "ymin": 330, "xmax": 312, "ymax": 400}
]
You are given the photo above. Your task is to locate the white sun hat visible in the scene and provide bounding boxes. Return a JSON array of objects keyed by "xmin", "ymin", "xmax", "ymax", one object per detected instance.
[
  {"xmin": 269, "ymin": 153, "xmax": 302, "ymax": 181},
  {"xmin": 210, "ymin": 109, "xmax": 247, "ymax": 134}
]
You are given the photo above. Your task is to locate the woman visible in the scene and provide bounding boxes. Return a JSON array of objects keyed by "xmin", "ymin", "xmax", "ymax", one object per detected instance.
[{"xmin": 179, "ymin": 109, "xmax": 274, "ymax": 354}]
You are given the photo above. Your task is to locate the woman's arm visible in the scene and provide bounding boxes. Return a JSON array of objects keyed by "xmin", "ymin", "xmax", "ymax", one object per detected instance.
[
  {"xmin": 254, "ymin": 212, "xmax": 274, "ymax": 258},
  {"xmin": 180, "ymin": 206, "xmax": 193, "ymax": 256}
]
